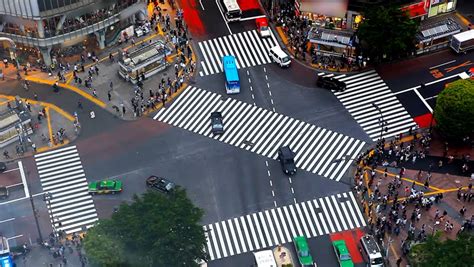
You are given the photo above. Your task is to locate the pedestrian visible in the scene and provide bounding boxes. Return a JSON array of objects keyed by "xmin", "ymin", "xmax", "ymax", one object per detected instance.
[
  {"xmin": 396, "ymin": 257, "xmax": 402, "ymax": 267},
  {"xmin": 108, "ymin": 91, "xmax": 112, "ymax": 101},
  {"xmin": 460, "ymin": 206, "xmax": 466, "ymax": 217},
  {"xmin": 3, "ymin": 150, "xmax": 10, "ymax": 159},
  {"xmin": 34, "ymin": 93, "xmax": 38, "ymax": 101},
  {"xmin": 109, "ymin": 81, "xmax": 113, "ymax": 90},
  {"xmin": 92, "ymin": 89, "xmax": 97, "ymax": 98},
  {"xmin": 31, "ymin": 143, "xmax": 36, "ymax": 152},
  {"xmin": 122, "ymin": 105, "xmax": 126, "ymax": 116},
  {"xmin": 77, "ymin": 101, "xmax": 83, "ymax": 110}
]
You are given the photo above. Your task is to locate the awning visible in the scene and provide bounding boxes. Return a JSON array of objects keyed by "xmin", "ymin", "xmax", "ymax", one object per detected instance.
[
  {"xmin": 299, "ymin": 0, "xmax": 348, "ymax": 18},
  {"xmin": 307, "ymin": 28, "xmax": 352, "ymax": 48},
  {"xmin": 416, "ymin": 19, "xmax": 461, "ymax": 42}
]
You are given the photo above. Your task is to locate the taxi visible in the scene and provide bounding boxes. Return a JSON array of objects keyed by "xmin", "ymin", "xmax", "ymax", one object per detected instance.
[{"xmin": 88, "ymin": 179, "xmax": 123, "ymax": 195}]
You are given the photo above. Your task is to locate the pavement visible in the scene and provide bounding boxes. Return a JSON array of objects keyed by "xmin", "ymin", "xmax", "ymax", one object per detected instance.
[{"xmin": 357, "ymin": 131, "xmax": 473, "ymax": 266}]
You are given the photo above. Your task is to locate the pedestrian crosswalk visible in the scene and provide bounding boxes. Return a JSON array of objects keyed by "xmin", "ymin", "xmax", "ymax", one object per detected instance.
[
  {"xmin": 153, "ymin": 86, "xmax": 365, "ymax": 181},
  {"xmin": 203, "ymin": 191, "xmax": 365, "ymax": 261},
  {"xmin": 35, "ymin": 145, "xmax": 98, "ymax": 235},
  {"xmin": 319, "ymin": 70, "xmax": 417, "ymax": 141},
  {"xmin": 198, "ymin": 29, "xmax": 280, "ymax": 76}
]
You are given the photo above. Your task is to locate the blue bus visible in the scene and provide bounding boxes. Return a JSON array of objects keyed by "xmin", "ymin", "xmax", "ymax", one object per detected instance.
[{"xmin": 222, "ymin": 55, "xmax": 240, "ymax": 94}]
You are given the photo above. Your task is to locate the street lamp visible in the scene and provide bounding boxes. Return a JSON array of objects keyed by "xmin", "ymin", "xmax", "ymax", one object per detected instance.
[
  {"xmin": 43, "ymin": 192, "xmax": 58, "ymax": 240},
  {"xmin": 372, "ymin": 103, "xmax": 388, "ymax": 141}
]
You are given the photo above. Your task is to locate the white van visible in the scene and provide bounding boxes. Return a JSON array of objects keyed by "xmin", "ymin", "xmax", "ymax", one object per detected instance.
[
  {"xmin": 269, "ymin": 46, "xmax": 291, "ymax": 68},
  {"xmin": 360, "ymin": 235, "xmax": 384, "ymax": 267}
]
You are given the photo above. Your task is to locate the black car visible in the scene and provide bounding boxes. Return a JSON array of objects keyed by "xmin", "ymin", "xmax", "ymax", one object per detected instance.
[
  {"xmin": 278, "ymin": 146, "xmax": 297, "ymax": 176},
  {"xmin": 316, "ymin": 76, "xmax": 346, "ymax": 92},
  {"xmin": 146, "ymin": 175, "xmax": 176, "ymax": 193},
  {"xmin": 0, "ymin": 186, "xmax": 8, "ymax": 200},
  {"xmin": 0, "ymin": 162, "xmax": 6, "ymax": 173},
  {"xmin": 210, "ymin": 112, "xmax": 224, "ymax": 135}
]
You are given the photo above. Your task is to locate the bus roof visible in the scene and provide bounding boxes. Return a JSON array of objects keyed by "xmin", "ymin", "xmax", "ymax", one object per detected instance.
[
  {"xmin": 223, "ymin": 56, "xmax": 239, "ymax": 81},
  {"xmin": 453, "ymin": 29, "xmax": 474, "ymax": 42}
]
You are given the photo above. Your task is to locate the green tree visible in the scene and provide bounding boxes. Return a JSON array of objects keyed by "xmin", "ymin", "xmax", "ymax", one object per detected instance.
[
  {"xmin": 84, "ymin": 188, "xmax": 207, "ymax": 266},
  {"xmin": 408, "ymin": 232, "xmax": 474, "ymax": 267},
  {"xmin": 434, "ymin": 79, "xmax": 474, "ymax": 141},
  {"xmin": 83, "ymin": 221, "xmax": 128, "ymax": 267},
  {"xmin": 356, "ymin": 5, "xmax": 419, "ymax": 62}
]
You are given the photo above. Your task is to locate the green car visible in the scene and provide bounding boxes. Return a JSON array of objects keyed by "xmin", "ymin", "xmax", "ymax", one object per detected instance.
[
  {"xmin": 88, "ymin": 180, "xmax": 123, "ymax": 195},
  {"xmin": 332, "ymin": 240, "xmax": 354, "ymax": 267},
  {"xmin": 293, "ymin": 236, "xmax": 314, "ymax": 266}
]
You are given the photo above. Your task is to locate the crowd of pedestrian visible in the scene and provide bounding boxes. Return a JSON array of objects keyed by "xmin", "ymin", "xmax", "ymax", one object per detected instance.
[{"xmin": 353, "ymin": 130, "xmax": 473, "ymax": 264}]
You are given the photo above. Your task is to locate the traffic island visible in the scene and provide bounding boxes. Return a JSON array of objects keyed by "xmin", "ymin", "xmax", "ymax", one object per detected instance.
[{"xmin": 0, "ymin": 95, "xmax": 77, "ymax": 161}]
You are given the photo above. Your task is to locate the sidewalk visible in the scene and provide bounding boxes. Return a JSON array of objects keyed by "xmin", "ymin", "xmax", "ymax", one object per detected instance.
[
  {"xmin": 2, "ymin": 0, "xmax": 196, "ymax": 121},
  {"xmin": 355, "ymin": 131, "xmax": 473, "ymax": 266}
]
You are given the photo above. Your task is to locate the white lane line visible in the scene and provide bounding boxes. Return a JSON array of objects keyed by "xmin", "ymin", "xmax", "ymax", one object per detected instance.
[
  {"xmin": 414, "ymin": 88, "xmax": 433, "ymax": 113},
  {"xmin": 18, "ymin": 161, "xmax": 29, "ymax": 198},
  {"xmin": 2, "ymin": 168, "xmax": 20, "ymax": 173},
  {"xmin": 6, "ymin": 234, "xmax": 23, "ymax": 241},
  {"xmin": 429, "ymin": 60, "xmax": 456, "ymax": 69},
  {"xmin": 214, "ymin": 0, "xmax": 232, "ymax": 35},
  {"xmin": 199, "ymin": 0, "xmax": 205, "ymax": 10},
  {"xmin": 0, "ymin": 218, "xmax": 15, "ymax": 224}
]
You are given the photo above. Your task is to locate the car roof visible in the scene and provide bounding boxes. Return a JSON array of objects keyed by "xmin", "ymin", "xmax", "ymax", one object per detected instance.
[
  {"xmin": 294, "ymin": 236, "xmax": 309, "ymax": 250},
  {"xmin": 279, "ymin": 146, "xmax": 294, "ymax": 157},
  {"xmin": 211, "ymin": 111, "xmax": 222, "ymax": 118},
  {"xmin": 333, "ymin": 240, "xmax": 350, "ymax": 254}
]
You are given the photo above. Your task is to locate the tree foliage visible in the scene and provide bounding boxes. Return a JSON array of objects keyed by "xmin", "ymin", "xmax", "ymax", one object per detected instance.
[
  {"xmin": 408, "ymin": 232, "xmax": 474, "ymax": 267},
  {"xmin": 84, "ymin": 188, "xmax": 207, "ymax": 266},
  {"xmin": 83, "ymin": 221, "xmax": 127, "ymax": 267},
  {"xmin": 356, "ymin": 5, "xmax": 419, "ymax": 62},
  {"xmin": 434, "ymin": 79, "xmax": 474, "ymax": 141}
]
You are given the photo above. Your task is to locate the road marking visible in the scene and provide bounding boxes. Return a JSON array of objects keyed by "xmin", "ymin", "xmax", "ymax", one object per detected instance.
[
  {"xmin": 393, "ymin": 72, "xmax": 465, "ymax": 95},
  {"xmin": 429, "ymin": 60, "xmax": 456, "ymax": 69},
  {"xmin": 18, "ymin": 161, "xmax": 30, "ymax": 198},
  {"xmin": 445, "ymin": 60, "xmax": 472, "ymax": 73},
  {"xmin": 414, "ymin": 88, "xmax": 433, "ymax": 113},
  {"xmin": 239, "ymin": 15, "xmax": 267, "ymax": 21},
  {"xmin": 424, "ymin": 95, "xmax": 438, "ymax": 100},
  {"xmin": 6, "ymin": 234, "xmax": 23, "ymax": 241},
  {"xmin": 199, "ymin": 0, "xmax": 205, "ymax": 10},
  {"xmin": 6, "ymin": 183, "xmax": 23, "ymax": 189},
  {"xmin": 2, "ymin": 168, "xmax": 19, "ymax": 173},
  {"xmin": 0, "ymin": 218, "xmax": 15, "ymax": 224},
  {"xmin": 214, "ymin": 0, "xmax": 232, "ymax": 35}
]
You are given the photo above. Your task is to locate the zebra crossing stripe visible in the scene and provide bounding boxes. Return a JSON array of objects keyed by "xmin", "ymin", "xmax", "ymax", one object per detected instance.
[
  {"xmin": 35, "ymin": 145, "xmax": 98, "ymax": 234},
  {"xmin": 323, "ymin": 70, "xmax": 416, "ymax": 141},
  {"xmin": 154, "ymin": 86, "xmax": 366, "ymax": 181},
  {"xmin": 197, "ymin": 29, "xmax": 280, "ymax": 76},
  {"xmin": 204, "ymin": 192, "xmax": 366, "ymax": 261}
]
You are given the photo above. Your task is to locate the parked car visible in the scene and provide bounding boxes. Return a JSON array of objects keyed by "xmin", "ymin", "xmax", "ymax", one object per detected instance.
[
  {"xmin": 278, "ymin": 146, "xmax": 297, "ymax": 175},
  {"xmin": 146, "ymin": 176, "xmax": 175, "ymax": 193},
  {"xmin": 333, "ymin": 240, "xmax": 354, "ymax": 267},
  {"xmin": 210, "ymin": 112, "xmax": 224, "ymax": 135},
  {"xmin": 293, "ymin": 236, "xmax": 314, "ymax": 266},
  {"xmin": 0, "ymin": 186, "xmax": 8, "ymax": 200},
  {"xmin": 88, "ymin": 180, "xmax": 123, "ymax": 195},
  {"xmin": 317, "ymin": 76, "xmax": 346, "ymax": 92}
]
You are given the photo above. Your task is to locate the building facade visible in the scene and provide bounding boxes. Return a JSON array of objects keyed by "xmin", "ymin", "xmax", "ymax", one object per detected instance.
[{"xmin": 0, "ymin": 0, "xmax": 148, "ymax": 66}]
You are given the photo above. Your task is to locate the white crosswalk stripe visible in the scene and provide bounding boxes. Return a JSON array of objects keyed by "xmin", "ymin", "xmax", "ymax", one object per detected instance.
[
  {"xmin": 319, "ymin": 70, "xmax": 417, "ymax": 141},
  {"xmin": 154, "ymin": 86, "xmax": 366, "ymax": 181},
  {"xmin": 34, "ymin": 145, "xmax": 98, "ymax": 234},
  {"xmin": 203, "ymin": 191, "xmax": 365, "ymax": 261},
  {"xmin": 198, "ymin": 30, "xmax": 280, "ymax": 76}
]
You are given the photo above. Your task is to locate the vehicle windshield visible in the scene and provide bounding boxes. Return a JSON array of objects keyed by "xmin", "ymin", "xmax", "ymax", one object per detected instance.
[
  {"xmin": 260, "ymin": 26, "xmax": 268, "ymax": 31},
  {"xmin": 340, "ymin": 254, "xmax": 352, "ymax": 261},
  {"xmin": 282, "ymin": 56, "xmax": 290, "ymax": 63},
  {"xmin": 299, "ymin": 250, "xmax": 309, "ymax": 257},
  {"xmin": 372, "ymin": 258, "xmax": 384, "ymax": 264},
  {"xmin": 227, "ymin": 10, "xmax": 241, "ymax": 18},
  {"xmin": 213, "ymin": 123, "xmax": 223, "ymax": 129}
]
